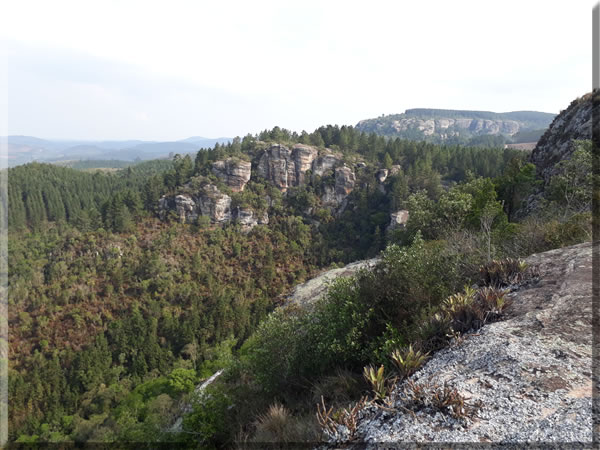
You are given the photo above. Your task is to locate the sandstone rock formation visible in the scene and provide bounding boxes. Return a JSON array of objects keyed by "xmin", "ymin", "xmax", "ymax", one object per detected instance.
[
  {"xmin": 158, "ymin": 184, "xmax": 232, "ymax": 224},
  {"xmin": 197, "ymin": 184, "xmax": 232, "ymax": 223},
  {"xmin": 376, "ymin": 169, "xmax": 388, "ymax": 184},
  {"xmin": 211, "ymin": 158, "xmax": 251, "ymax": 192},
  {"xmin": 328, "ymin": 242, "xmax": 592, "ymax": 445},
  {"xmin": 233, "ymin": 206, "xmax": 269, "ymax": 231},
  {"xmin": 387, "ymin": 210, "xmax": 409, "ymax": 232},
  {"xmin": 174, "ymin": 194, "xmax": 196, "ymax": 223},
  {"xmin": 255, "ymin": 144, "xmax": 319, "ymax": 191},
  {"xmin": 160, "ymin": 143, "xmax": 358, "ymax": 223},
  {"xmin": 312, "ymin": 151, "xmax": 343, "ymax": 177},
  {"xmin": 389, "ymin": 165, "xmax": 402, "ymax": 176},
  {"xmin": 387, "ymin": 117, "xmax": 521, "ymax": 137},
  {"xmin": 333, "ymin": 166, "xmax": 356, "ymax": 204},
  {"xmin": 355, "ymin": 109, "xmax": 555, "ymax": 143}
]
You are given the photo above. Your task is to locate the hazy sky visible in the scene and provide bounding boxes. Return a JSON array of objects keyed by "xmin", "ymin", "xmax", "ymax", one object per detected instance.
[{"xmin": 1, "ymin": 0, "xmax": 594, "ymax": 141}]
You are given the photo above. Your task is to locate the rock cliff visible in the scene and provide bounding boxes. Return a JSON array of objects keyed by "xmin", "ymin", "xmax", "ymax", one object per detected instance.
[
  {"xmin": 356, "ymin": 109, "xmax": 555, "ymax": 143},
  {"xmin": 211, "ymin": 158, "xmax": 252, "ymax": 192},
  {"xmin": 159, "ymin": 143, "xmax": 360, "ymax": 225},
  {"xmin": 386, "ymin": 117, "xmax": 521, "ymax": 137},
  {"xmin": 327, "ymin": 242, "xmax": 592, "ymax": 446},
  {"xmin": 255, "ymin": 144, "xmax": 320, "ymax": 191},
  {"xmin": 158, "ymin": 183, "xmax": 232, "ymax": 224},
  {"xmin": 530, "ymin": 91, "xmax": 597, "ymax": 185}
]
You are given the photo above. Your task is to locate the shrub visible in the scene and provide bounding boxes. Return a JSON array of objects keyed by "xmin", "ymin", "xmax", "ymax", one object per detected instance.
[
  {"xmin": 310, "ymin": 369, "xmax": 362, "ymax": 407},
  {"xmin": 244, "ymin": 234, "xmax": 465, "ymax": 396},
  {"xmin": 182, "ymin": 386, "xmax": 231, "ymax": 447}
]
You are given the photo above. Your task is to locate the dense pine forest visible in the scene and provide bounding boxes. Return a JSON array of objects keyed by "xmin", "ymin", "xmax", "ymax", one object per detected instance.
[{"xmin": 6, "ymin": 124, "xmax": 591, "ymax": 445}]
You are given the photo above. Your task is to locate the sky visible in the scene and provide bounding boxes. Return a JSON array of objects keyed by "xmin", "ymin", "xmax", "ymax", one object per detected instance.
[{"xmin": 1, "ymin": 0, "xmax": 595, "ymax": 141}]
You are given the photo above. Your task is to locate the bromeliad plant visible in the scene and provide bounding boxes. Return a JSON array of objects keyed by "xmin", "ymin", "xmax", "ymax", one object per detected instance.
[
  {"xmin": 363, "ymin": 364, "xmax": 388, "ymax": 401},
  {"xmin": 390, "ymin": 345, "xmax": 429, "ymax": 379},
  {"xmin": 479, "ymin": 258, "xmax": 528, "ymax": 287}
]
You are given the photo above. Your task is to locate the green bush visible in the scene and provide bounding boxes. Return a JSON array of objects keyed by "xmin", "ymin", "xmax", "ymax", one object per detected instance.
[{"xmin": 244, "ymin": 234, "xmax": 465, "ymax": 395}]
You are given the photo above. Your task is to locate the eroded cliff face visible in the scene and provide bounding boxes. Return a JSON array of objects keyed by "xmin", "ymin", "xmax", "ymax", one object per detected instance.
[
  {"xmin": 255, "ymin": 144, "xmax": 320, "ymax": 191},
  {"xmin": 327, "ymin": 242, "xmax": 592, "ymax": 446},
  {"xmin": 159, "ymin": 184, "xmax": 232, "ymax": 224},
  {"xmin": 159, "ymin": 143, "xmax": 363, "ymax": 225},
  {"xmin": 211, "ymin": 158, "xmax": 252, "ymax": 192},
  {"xmin": 386, "ymin": 117, "xmax": 521, "ymax": 137},
  {"xmin": 530, "ymin": 91, "xmax": 597, "ymax": 185},
  {"xmin": 232, "ymin": 206, "xmax": 269, "ymax": 231}
]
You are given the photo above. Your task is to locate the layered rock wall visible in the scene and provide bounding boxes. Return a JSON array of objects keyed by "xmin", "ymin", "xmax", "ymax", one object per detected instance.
[{"xmin": 211, "ymin": 158, "xmax": 251, "ymax": 192}]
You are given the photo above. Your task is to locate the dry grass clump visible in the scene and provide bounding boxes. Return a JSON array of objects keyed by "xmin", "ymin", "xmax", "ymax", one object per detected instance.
[
  {"xmin": 402, "ymin": 379, "xmax": 478, "ymax": 420},
  {"xmin": 253, "ymin": 403, "xmax": 318, "ymax": 443},
  {"xmin": 316, "ymin": 395, "xmax": 368, "ymax": 440}
]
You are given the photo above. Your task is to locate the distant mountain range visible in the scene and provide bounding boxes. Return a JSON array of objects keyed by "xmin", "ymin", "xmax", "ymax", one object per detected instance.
[
  {"xmin": 4, "ymin": 135, "xmax": 232, "ymax": 167},
  {"xmin": 356, "ymin": 108, "xmax": 556, "ymax": 147}
]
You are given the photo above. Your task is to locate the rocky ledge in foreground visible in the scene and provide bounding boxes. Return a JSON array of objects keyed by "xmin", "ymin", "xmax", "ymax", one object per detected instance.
[{"xmin": 332, "ymin": 242, "xmax": 593, "ymax": 446}]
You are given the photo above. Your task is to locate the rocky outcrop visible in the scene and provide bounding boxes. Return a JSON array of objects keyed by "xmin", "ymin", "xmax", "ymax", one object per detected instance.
[
  {"xmin": 174, "ymin": 195, "xmax": 196, "ymax": 223},
  {"xmin": 389, "ymin": 165, "xmax": 402, "ymax": 176},
  {"xmin": 530, "ymin": 91, "xmax": 597, "ymax": 185},
  {"xmin": 293, "ymin": 144, "xmax": 319, "ymax": 185},
  {"xmin": 329, "ymin": 242, "xmax": 592, "ymax": 445},
  {"xmin": 388, "ymin": 117, "xmax": 521, "ymax": 137},
  {"xmin": 286, "ymin": 258, "xmax": 380, "ymax": 308},
  {"xmin": 255, "ymin": 144, "xmax": 319, "ymax": 191},
  {"xmin": 376, "ymin": 169, "xmax": 389, "ymax": 183},
  {"xmin": 322, "ymin": 166, "xmax": 356, "ymax": 207},
  {"xmin": 312, "ymin": 151, "xmax": 343, "ymax": 177},
  {"xmin": 211, "ymin": 158, "xmax": 251, "ymax": 192},
  {"xmin": 387, "ymin": 210, "xmax": 409, "ymax": 232},
  {"xmin": 334, "ymin": 166, "xmax": 356, "ymax": 204},
  {"xmin": 197, "ymin": 184, "xmax": 232, "ymax": 223},
  {"xmin": 356, "ymin": 109, "xmax": 555, "ymax": 143},
  {"xmin": 233, "ymin": 206, "xmax": 269, "ymax": 231},
  {"xmin": 158, "ymin": 184, "xmax": 231, "ymax": 224},
  {"xmin": 160, "ymin": 143, "xmax": 357, "ymax": 223}
]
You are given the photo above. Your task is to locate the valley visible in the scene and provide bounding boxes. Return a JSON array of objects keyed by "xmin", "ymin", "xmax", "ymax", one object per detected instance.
[{"xmin": 4, "ymin": 92, "xmax": 595, "ymax": 446}]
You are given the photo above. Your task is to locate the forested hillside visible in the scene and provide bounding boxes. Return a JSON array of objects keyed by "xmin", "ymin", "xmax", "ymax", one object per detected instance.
[{"xmin": 6, "ymin": 117, "xmax": 592, "ymax": 445}]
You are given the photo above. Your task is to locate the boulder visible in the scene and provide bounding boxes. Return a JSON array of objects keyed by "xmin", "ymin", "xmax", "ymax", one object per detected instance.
[
  {"xmin": 530, "ymin": 91, "xmax": 596, "ymax": 186},
  {"xmin": 286, "ymin": 258, "xmax": 380, "ymax": 308},
  {"xmin": 376, "ymin": 169, "xmax": 389, "ymax": 183},
  {"xmin": 387, "ymin": 210, "xmax": 409, "ymax": 232}
]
